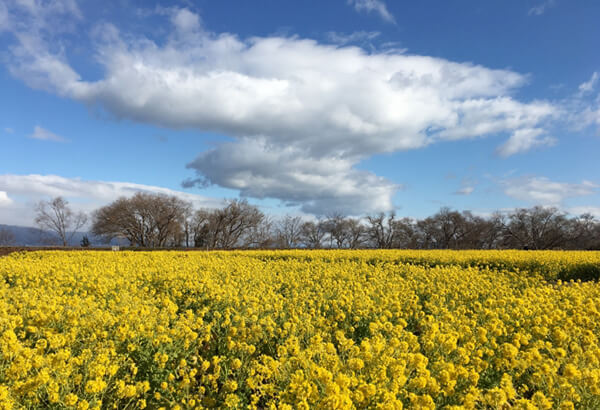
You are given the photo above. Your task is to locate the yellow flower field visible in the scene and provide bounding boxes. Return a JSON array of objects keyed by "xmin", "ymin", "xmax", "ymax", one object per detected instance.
[{"xmin": 0, "ymin": 250, "xmax": 599, "ymax": 409}]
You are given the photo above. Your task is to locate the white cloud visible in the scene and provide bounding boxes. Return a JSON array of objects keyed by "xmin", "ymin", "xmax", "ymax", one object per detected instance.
[
  {"xmin": 0, "ymin": 191, "xmax": 12, "ymax": 206},
  {"xmin": 2, "ymin": 0, "xmax": 81, "ymax": 34},
  {"xmin": 528, "ymin": 0, "xmax": 556, "ymax": 16},
  {"xmin": 0, "ymin": 1, "xmax": 9, "ymax": 32},
  {"xmin": 578, "ymin": 71, "xmax": 599, "ymax": 94},
  {"xmin": 454, "ymin": 186, "xmax": 474, "ymax": 195},
  {"xmin": 561, "ymin": 71, "xmax": 600, "ymax": 130},
  {"xmin": 325, "ymin": 30, "xmax": 381, "ymax": 46},
  {"xmin": 348, "ymin": 0, "xmax": 396, "ymax": 23},
  {"xmin": 0, "ymin": 174, "xmax": 225, "ymax": 226},
  {"xmin": 496, "ymin": 128, "xmax": 556, "ymax": 157},
  {"xmin": 169, "ymin": 7, "xmax": 202, "ymax": 33},
  {"xmin": 185, "ymin": 139, "xmax": 398, "ymax": 215},
  {"xmin": 502, "ymin": 176, "xmax": 597, "ymax": 205},
  {"xmin": 581, "ymin": 107, "xmax": 600, "ymax": 128},
  {"xmin": 569, "ymin": 206, "xmax": 600, "ymax": 218},
  {"xmin": 4, "ymin": 127, "xmax": 14, "ymax": 134},
  {"xmin": 29, "ymin": 125, "xmax": 67, "ymax": 142},
  {"xmin": 57, "ymin": 38, "xmax": 545, "ymax": 157},
  {"xmin": 16, "ymin": 0, "xmax": 81, "ymax": 18},
  {"xmin": 1, "ymin": 6, "xmax": 563, "ymax": 214}
]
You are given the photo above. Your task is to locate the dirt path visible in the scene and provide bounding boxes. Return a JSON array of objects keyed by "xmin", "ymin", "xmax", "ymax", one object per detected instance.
[
  {"xmin": 0, "ymin": 247, "xmax": 21, "ymax": 257},
  {"xmin": 0, "ymin": 247, "xmax": 101, "ymax": 257}
]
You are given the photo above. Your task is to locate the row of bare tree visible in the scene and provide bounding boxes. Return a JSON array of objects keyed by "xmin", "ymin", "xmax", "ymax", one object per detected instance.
[
  {"xmin": 250, "ymin": 208, "xmax": 600, "ymax": 250},
  {"xmin": 6, "ymin": 192, "xmax": 598, "ymax": 249}
]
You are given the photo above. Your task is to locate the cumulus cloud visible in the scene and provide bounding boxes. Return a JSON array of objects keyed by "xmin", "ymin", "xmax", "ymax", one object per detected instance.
[
  {"xmin": 185, "ymin": 139, "xmax": 398, "ymax": 215},
  {"xmin": 169, "ymin": 7, "xmax": 202, "ymax": 33},
  {"xmin": 0, "ymin": 191, "xmax": 12, "ymax": 206},
  {"xmin": 348, "ymin": 0, "xmax": 396, "ymax": 23},
  {"xmin": 29, "ymin": 125, "xmax": 67, "ymax": 142},
  {"xmin": 0, "ymin": 4, "xmax": 563, "ymax": 214},
  {"xmin": 0, "ymin": 174, "xmax": 224, "ymax": 226},
  {"xmin": 502, "ymin": 176, "xmax": 597, "ymax": 205},
  {"xmin": 496, "ymin": 128, "xmax": 556, "ymax": 157}
]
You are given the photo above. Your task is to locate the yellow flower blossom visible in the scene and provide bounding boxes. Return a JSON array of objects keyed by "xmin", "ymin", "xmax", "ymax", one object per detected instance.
[{"xmin": 0, "ymin": 249, "xmax": 599, "ymax": 408}]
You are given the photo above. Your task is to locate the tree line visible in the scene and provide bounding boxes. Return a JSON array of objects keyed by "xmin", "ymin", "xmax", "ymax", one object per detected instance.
[{"xmin": 10, "ymin": 192, "xmax": 600, "ymax": 250}]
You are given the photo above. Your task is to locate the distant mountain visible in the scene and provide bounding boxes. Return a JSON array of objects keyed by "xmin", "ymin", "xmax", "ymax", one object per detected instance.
[{"xmin": 0, "ymin": 224, "xmax": 127, "ymax": 247}]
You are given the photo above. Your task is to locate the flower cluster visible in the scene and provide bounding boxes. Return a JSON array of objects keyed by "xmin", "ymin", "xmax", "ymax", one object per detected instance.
[{"xmin": 0, "ymin": 250, "xmax": 599, "ymax": 409}]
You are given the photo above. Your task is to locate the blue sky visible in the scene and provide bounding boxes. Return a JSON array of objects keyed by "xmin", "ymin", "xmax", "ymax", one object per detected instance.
[{"xmin": 0, "ymin": 0, "xmax": 599, "ymax": 226}]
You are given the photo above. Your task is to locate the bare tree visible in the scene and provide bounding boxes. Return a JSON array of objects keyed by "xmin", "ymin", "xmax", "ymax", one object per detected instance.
[
  {"xmin": 190, "ymin": 209, "xmax": 213, "ymax": 248},
  {"xmin": 566, "ymin": 213, "xmax": 600, "ymax": 250},
  {"xmin": 150, "ymin": 194, "xmax": 190, "ymax": 247},
  {"xmin": 190, "ymin": 200, "xmax": 265, "ymax": 249},
  {"xmin": 392, "ymin": 217, "xmax": 421, "ymax": 248},
  {"xmin": 501, "ymin": 206, "xmax": 569, "ymax": 250},
  {"xmin": 275, "ymin": 215, "xmax": 303, "ymax": 248},
  {"xmin": 0, "ymin": 228, "xmax": 15, "ymax": 246},
  {"xmin": 475, "ymin": 212, "xmax": 505, "ymax": 249},
  {"xmin": 214, "ymin": 200, "xmax": 265, "ymax": 248},
  {"xmin": 346, "ymin": 218, "xmax": 366, "ymax": 249},
  {"xmin": 35, "ymin": 197, "xmax": 87, "ymax": 247},
  {"xmin": 245, "ymin": 216, "xmax": 275, "ymax": 248},
  {"xmin": 87, "ymin": 197, "xmax": 599, "ymax": 250},
  {"xmin": 324, "ymin": 213, "xmax": 351, "ymax": 248},
  {"xmin": 366, "ymin": 212, "xmax": 398, "ymax": 248},
  {"xmin": 416, "ymin": 208, "xmax": 461, "ymax": 249},
  {"xmin": 300, "ymin": 220, "xmax": 327, "ymax": 248},
  {"xmin": 91, "ymin": 192, "xmax": 190, "ymax": 247},
  {"xmin": 181, "ymin": 205, "xmax": 194, "ymax": 248}
]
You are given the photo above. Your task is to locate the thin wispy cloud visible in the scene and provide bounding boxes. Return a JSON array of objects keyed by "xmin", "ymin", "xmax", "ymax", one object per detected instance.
[
  {"xmin": 579, "ymin": 71, "xmax": 599, "ymax": 94},
  {"xmin": 496, "ymin": 128, "xmax": 557, "ymax": 157},
  {"xmin": 564, "ymin": 71, "xmax": 600, "ymax": 130},
  {"xmin": 528, "ymin": 0, "xmax": 556, "ymax": 16},
  {"xmin": 569, "ymin": 206, "xmax": 600, "ymax": 218},
  {"xmin": 347, "ymin": 0, "xmax": 396, "ymax": 24},
  {"xmin": 4, "ymin": 127, "xmax": 14, "ymax": 134},
  {"xmin": 28, "ymin": 126, "xmax": 67, "ymax": 142},
  {"xmin": 502, "ymin": 176, "xmax": 597, "ymax": 205},
  {"xmin": 454, "ymin": 186, "xmax": 474, "ymax": 196},
  {"xmin": 325, "ymin": 30, "xmax": 380, "ymax": 46}
]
